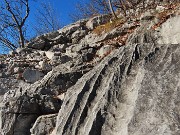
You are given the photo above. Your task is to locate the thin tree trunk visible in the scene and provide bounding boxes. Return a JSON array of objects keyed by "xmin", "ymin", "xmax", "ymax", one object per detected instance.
[
  {"xmin": 119, "ymin": 0, "xmax": 126, "ymax": 16},
  {"xmin": 19, "ymin": 28, "xmax": 24, "ymax": 48},
  {"xmin": 108, "ymin": 0, "xmax": 118, "ymax": 19}
]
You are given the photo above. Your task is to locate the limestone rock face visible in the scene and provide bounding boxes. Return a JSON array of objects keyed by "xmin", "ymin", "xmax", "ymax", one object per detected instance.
[
  {"xmin": 54, "ymin": 43, "xmax": 180, "ymax": 135},
  {"xmin": 157, "ymin": 15, "xmax": 180, "ymax": 44},
  {"xmin": 0, "ymin": 5, "xmax": 180, "ymax": 135}
]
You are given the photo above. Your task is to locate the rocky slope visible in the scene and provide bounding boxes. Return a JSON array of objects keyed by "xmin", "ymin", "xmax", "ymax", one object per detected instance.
[{"xmin": 0, "ymin": 3, "xmax": 180, "ymax": 135}]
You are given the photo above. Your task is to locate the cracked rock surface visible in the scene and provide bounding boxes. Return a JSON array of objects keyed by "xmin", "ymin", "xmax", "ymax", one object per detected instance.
[
  {"xmin": 0, "ymin": 4, "xmax": 180, "ymax": 135},
  {"xmin": 54, "ymin": 43, "xmax": 180, "ymax": 135}
]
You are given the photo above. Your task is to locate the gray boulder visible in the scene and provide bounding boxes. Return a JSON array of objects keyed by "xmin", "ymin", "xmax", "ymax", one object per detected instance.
[
  {"xmin": 96, "ymin": 45, "xmax": 114, "ymax": 58},
  {"xmin": 30, "ymin": 114, "xmax": 57, "ymax": 135},
  {"xmin": 15, "ymin": 47, "xmax": 33, "ymax": 55},
  {"xmin": 45, "ymin": 51, "xmax": 55, "ymax": 60},
  {"xmin": 27, "ymin": 40, "xmax": 46, "ymax": 50},
  {"xmin": 59, "ymin": 19, "xmax": 88, "ymax": 36},
  {"xmin": 60, "ymin": 55, "xmax": 72, "ymax": 64},
  {"xmin": 38, "ymin": 60, "xmax": 52, "ymax": 71},
  {"xmin": 44, "ymin": 31, "xmax": 60, "ymax": 39},
  {"xmin": 71, "ymin": 29, "xmax": 88, "ymax": 44},
  {"xmin": 86, "ymin": 14, "xmax": 110, "ymax": 30},
  {"xmin": 140, "ymin": 11, "xmax": 155, "ymax": 21},
  {"xmin": 23, "ymin": 69, "xmax": 45, "ymax": 83}
]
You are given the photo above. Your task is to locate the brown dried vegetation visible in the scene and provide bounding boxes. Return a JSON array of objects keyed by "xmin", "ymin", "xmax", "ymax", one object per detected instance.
[
  {"xmin": 103, "ymin": 23, "xmax": 140, "ymax": 46},
  {"xmin": 93, "ymin": 17, "xmax": 126, "ymax": 35},
  {"xmin": 90, "ymin": 1, "xmax": 180, "ymax": 63},
  {"xmin": 152, "ymin": 3, "xmax": 180, "ymax": 30}
]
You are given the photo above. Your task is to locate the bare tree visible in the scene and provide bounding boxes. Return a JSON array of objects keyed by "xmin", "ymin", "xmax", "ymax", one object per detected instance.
[
  {"xmin": 70, "ymin": 0, "xmax": 110, "ymax": 22},
  {"xmin": 34, "ymin": 2, "xmax": 61, "ymax": 35},
  {"xmin": 71, "ymin": 0, "xmax": 132, "ymax": 21},
  {"xmin": 108, "ymin": 0, "xmax": 118, "ymax": 19},
  {"xmin": 0, "ymin": 0, "xmax": 30, "ymax": 49}
]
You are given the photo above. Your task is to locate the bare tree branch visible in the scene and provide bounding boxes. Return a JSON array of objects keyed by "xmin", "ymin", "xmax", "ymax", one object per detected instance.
[
  {"xmin": 34, "ymin": 2, "xmax": 61, "ymax": 35},
  {"xmin": 21, "ymin": 0, "xmax": 30, "ymax": 27},
  {"xmin": 0, "ymin": 0, "xmax": 30, "ymax": 49},
  {"xmin": 4, "ymin": 0, "xmax": 20, "ymax": 26},
  {"xmin": 70, "ymin": 0, "xmax": 110, "ymax": 22},
  {"xmin": 108, "ymin": 0, "xmax": 118, "ymax": 19}
]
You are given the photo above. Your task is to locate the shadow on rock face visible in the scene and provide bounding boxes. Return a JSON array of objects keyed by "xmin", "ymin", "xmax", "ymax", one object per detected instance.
[{"xmin": 1, "ymin": 92, "xmax": 62, "ymax": 135}]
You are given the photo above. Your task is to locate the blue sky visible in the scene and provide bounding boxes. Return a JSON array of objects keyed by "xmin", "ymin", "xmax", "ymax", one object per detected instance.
[
  {"xmin": 0, "ymin": 0, "xmax": 88, "ymax": 54},
  {"xmin": 26, "ymin": 0, "xmax": 81, "ymax": 37},
  {"xmin": 30, "ymin": 0, "xmax": 82, "ymax": 26}
]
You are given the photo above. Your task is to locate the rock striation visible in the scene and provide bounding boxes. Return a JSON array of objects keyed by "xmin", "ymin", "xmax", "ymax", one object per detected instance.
[
  {"xmin": 54, "ymin": 42, "xmax": 180, "ymax": 135},
  {"xmin": 0, "ymin": 3, "xmax": 180, "ymax": 135}
]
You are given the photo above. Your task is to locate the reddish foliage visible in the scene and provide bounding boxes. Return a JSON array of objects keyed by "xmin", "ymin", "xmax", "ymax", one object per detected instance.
[
  {"xmin": 103, "ymin": 22, "xmax": 140, "ymax": 46},
  {"xmin": 152, "ymin": 2, "xmax": 180, "ymax": 30}
]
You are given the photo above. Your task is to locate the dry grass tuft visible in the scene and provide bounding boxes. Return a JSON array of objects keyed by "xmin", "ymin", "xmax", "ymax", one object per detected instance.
[
  {"xmin": 93, "ymin": 17, "xmax": 126, "ymax": 35},
  {"xmin": 103, "ymin": 22, "xmax": 140, "ymax": 46}
]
